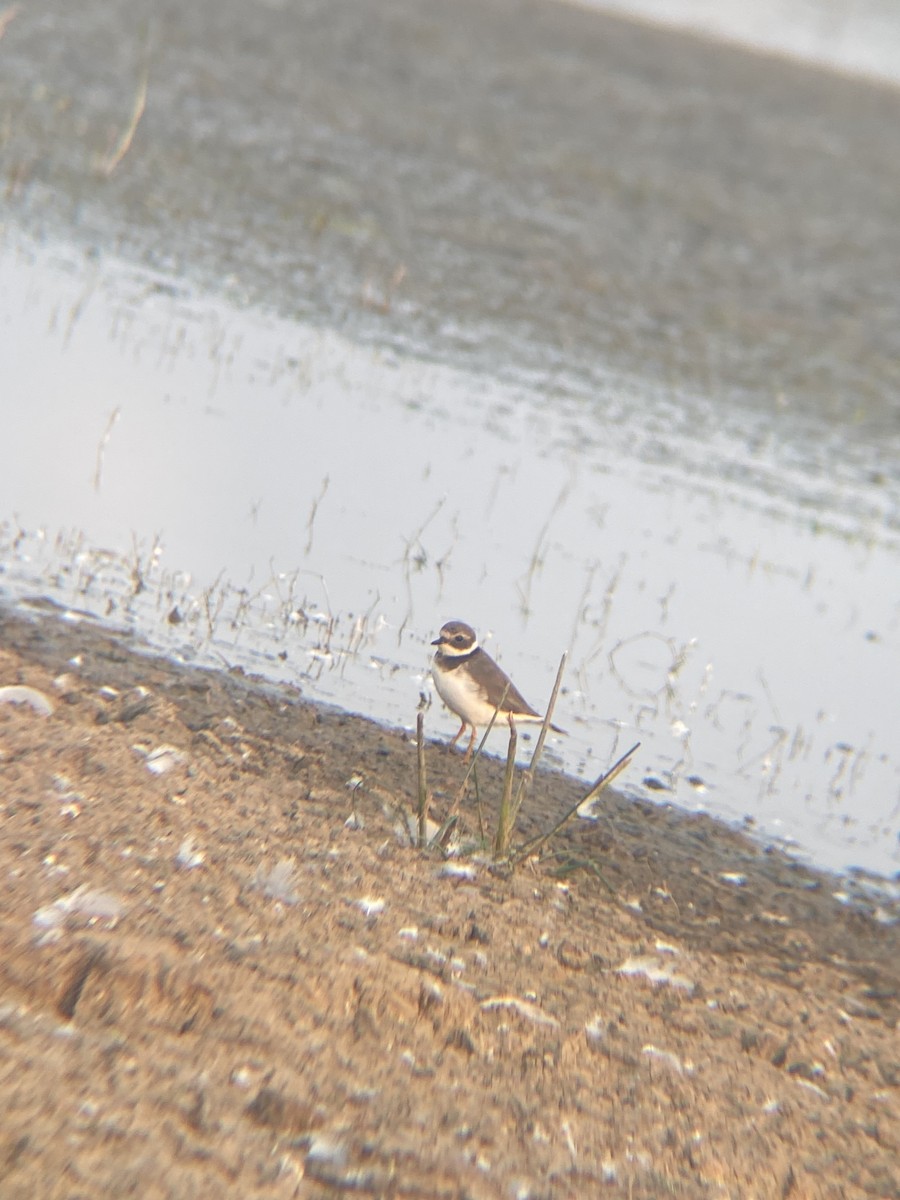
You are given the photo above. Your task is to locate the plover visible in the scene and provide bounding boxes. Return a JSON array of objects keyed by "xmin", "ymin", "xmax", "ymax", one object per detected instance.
[{"xmin": 431, "ymin": 619, "xmax": 563, "ymax": 759}]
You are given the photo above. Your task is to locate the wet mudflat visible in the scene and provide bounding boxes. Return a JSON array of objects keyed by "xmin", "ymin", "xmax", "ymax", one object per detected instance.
[{"xmin": 0, "ymin": 603, "xmax": 898, "ymax": 1198}]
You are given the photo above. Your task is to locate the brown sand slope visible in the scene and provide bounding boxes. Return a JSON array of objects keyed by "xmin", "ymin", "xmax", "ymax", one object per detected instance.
[{"xmin": 0, "ymin": 605, "xmax": 898, "ymax": 1198}]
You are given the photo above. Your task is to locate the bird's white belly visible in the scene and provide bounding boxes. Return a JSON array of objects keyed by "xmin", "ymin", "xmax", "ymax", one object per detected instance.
[{"xmin": 433, "ymin": 666, "xmax": 498, "ymax": 728}]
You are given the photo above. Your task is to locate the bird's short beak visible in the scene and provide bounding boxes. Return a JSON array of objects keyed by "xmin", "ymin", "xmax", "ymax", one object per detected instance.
[{"xmin": 431, "ymin": 636, "xmax": 443, "ymax": 646}]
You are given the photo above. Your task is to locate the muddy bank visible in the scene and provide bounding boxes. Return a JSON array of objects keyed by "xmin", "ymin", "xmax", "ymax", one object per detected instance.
[{"xmin": 0, "ymin": 602, "xmax": 898, "ymax": 1198}]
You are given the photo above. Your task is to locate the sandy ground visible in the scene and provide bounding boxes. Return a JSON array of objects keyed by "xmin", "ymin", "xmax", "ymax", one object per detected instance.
[{"xmin": 0, "ymin": 603, "xmax": 898, "ymax": 1199}]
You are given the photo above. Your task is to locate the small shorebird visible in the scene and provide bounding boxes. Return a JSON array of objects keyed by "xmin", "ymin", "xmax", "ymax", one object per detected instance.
[{"xmin": 430, "ymin": 619, "xmax": 563, "ymax": 759}]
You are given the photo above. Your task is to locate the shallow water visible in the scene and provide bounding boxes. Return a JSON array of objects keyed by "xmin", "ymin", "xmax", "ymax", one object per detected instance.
[
  {"xmin": 2, "ymin": 0, "xmax": 899, "ymax": 878},
  {"xmin": 2, "ymin": 235, "xmax": 898, "ymax": 879}
]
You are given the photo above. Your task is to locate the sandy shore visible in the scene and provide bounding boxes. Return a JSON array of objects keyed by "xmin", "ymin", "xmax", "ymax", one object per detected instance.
[{"xmin": 0, "ymin": 602, "xmax": 897, "ymax": 1198}]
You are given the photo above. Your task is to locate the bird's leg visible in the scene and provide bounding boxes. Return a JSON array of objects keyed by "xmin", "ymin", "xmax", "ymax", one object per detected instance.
[
  {"xmin": 449, "ymin": 720, "xmax": 468, "ymax": 749},
  {"xmin": 462, "ymin": 724, "xmax": 478, "ymax": 763}
]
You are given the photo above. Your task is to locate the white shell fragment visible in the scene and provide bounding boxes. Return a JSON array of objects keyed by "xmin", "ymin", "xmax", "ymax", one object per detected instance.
[
  {"xmin": 480, "ymin": 997, "xmax": 560, "ymax": 1027},
  {"xmin": 134, "ymin": 744, "xmax": 187, "ymax": 775},
  {"xmin": 438, "ymin": 862, "xmax": 476, "ymax": 881},
  {"xmin": 584, "ymin": 1014, "xmax": 606, "ymax": 1042},
  {"xmin": 175, "ymin": 836, "xmax": 205, "ymax": 869},
  {"xmin": 254, "ymin": 859, "xmax": 299, "ymax": 905},
  {"xmin": 654, "ymin": 940, "xmax": 681, "ymax": 955},
  {"xmin": 642, "ymin": 1044, "xmax": 694, "ymax": 1075},
  {"xmin": 795, "ymin": 1079, "xmax": 830, "ymax": 1102},
  {"xmin": 616, "ymin": 955, "xmax": 696, "ymax": 993},
  {"xmin": 33, "ymin": 885, "xmax": 126, "ymax": 939},
  {"xmin": 305, "ymin": 1136, "xmax": 347, "ymax": 1167},
  {"xmin": 0, "ymin": 685, "xmax": 55, "ymax": 717}
]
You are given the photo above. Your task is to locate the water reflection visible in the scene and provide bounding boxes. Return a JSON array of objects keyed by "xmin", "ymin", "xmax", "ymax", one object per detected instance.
[{"xmin": 2, "ymin": 236, "xmax": 898, "ymax": 878}]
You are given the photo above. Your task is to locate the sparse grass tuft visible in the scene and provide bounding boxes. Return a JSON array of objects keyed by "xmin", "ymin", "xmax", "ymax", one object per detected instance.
[{"xmin": 416, "ymin": 653, "xmax": 639, "ymax": 869}]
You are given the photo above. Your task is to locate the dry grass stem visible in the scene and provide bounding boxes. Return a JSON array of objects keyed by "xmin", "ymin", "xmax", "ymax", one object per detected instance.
[
  {"xmin": 511, "ymin": 742, "xmax": 640, "ymax": 865},
  {"xmin": 493, "ymin": 717, "xmax": 518, "ymax": 859},
  {"xmin": 429, "ymin": 812, "xmax": 458, "ymax": 851},
  {"xmin": 508, "ymin": 651, "xmax": 567, "ymax": 831},
  {"xmin": 416, "ymin": 712, "xmax": 427, "ymax": 848},
  {"xmin": 472, "ymin": 768, "xmax": 486, "ymax": 845}
]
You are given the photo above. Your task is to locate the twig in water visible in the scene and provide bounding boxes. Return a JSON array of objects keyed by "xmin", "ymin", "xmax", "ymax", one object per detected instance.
[
  {"xmin": 99, "ymin": 67, "xmax": 149, "ymax": 177},
  {"xmin": 576, "ymin": 555, "xmax": 626, "ymax": 688},
  {"xmin": 201, "ymin": 572, "xmax": 226, "ymax": 639},
  {"xmin": 93, "ymin": 407, "xmax": 121, "ymax": 492},
  {"xmin": 517, "ymin": 480, "xmax": 572, "ymax": 618},
  {"xmin": 128, "ymin": 531, "xmax": 161, "ymax": 596},
  {"xmin": 401, "ymin": 497, "xmax": 446, "ymax": 569},
  {"xmin": 292, "ymin": 570, "xmax": 333, "ymax": 620},
  {"xmin": 305, "ymin": 476, "xmax": 330, "ymax": 555},
  {"xmin": 361, "ymin": 263, "xmax": 407, "ymax": 314},
  {"xmin": 567, "ymin": 560, "xmax": 599, "ymax": 658},
  {"xmin": 400, "ymin": 496, "xmax": 446, "ymax": 625}
]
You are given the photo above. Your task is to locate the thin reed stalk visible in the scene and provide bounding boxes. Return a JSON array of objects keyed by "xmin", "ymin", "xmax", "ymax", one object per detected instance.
[
  {"xmin": 507, "ymin": 652, "xmax": 567, "ymax": 833},
  {"xmin": 472, "ymin": 767, "xmax": 486, "ymax": 846},
  {"xmin": 416, "ymin": 712, "xmax": 427, "ymax": 848},
  {"xmin": 493, "ymin": 718, "xmax": 518, "ymax": 858}
]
